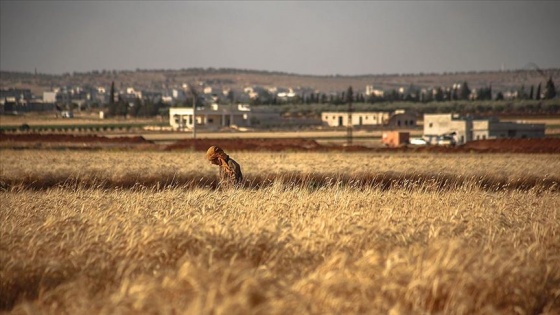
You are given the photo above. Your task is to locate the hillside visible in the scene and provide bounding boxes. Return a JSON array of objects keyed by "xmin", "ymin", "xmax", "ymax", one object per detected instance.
[{"xmin": 1, "ymin": 67, "xmax": 559, "ymax": 96}]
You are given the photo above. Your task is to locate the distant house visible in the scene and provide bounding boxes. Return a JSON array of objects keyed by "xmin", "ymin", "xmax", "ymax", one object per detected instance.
[
  {"xmin": 387, "ymin": 110, "xmax": 418, "ymax": 128},
  {"xmin": 471, "ymin": 119, "xmax": 545, "ymax": 141},
  {"xmin": 126, "ymin": 87, "xmax": 142, "ymax": 99},
  {"xmin": 243, "ymin": 86, "xmax": 260, "ymax": 99},
  {"xmin": 203, "ymin": 86, "xmax": 213, "ymax": 94},
  {"xmin": 43, "ymin": 91, "xmax": 59, "ymax": 103},
  {"xmin": 321, "ymin": 110, "xmax": 416, "ymax": 128},
  {"xmin": 365, "ymin": 85, "xmax": 384, "ymax": 98},
  {"xmin": 172, "ymin": 89, "xmax": 186, "ymax": 101},
  {"xmin": 243, "ymin": 86, "xmax": 270, "ymax": 101},
  {"xmin": 322, "ymin": 111, "xmax": 389, "ymax": 127},
  {"xmin": 169, "ymin": 103, "xmax": 252, "ymax": 131},
  {"xmin": 1, "ymin": 88, "xmax": 33, "ymax": 104},
  {"xmin": 423, "ymin": 113, "xmax": 545, "ymax": 145},
  {"xmin": 142, "ymin": 91, "xmax": 163, "ymax": 102}
]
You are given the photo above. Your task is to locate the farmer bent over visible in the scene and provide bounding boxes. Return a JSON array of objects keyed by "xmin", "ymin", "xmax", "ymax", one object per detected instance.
[{"xmin": 206, "ymin": 146, "xmax": 243, "ymax": 186}]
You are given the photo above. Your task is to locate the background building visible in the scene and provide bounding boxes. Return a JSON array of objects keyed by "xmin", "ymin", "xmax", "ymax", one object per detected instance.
[
  {"xmin": 423, "ymin": 113, "xmax": 545, "ymax": 145},
  {"xmin": 321, "ymin": 110, "xmax": 416, "ymax": 128},
  {"xmin": 387, "ymin": 110, "xmax": 418, "ymax": 128},
  {"xmin": 322, "ymin": 111, "xmax": 389, "ymax": 127},
  {"xmin": 472, "ymin": 118, "xmax": 545, "ymax": 140},
  {"xmin": 169, "ymin": 103, "xmax": 252, "ymax": 131}
]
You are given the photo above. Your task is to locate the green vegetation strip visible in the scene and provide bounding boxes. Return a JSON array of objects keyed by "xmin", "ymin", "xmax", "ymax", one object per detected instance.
[{"xmin": 0, "ymin": 123, "xmax": 167, "ymax": 132}]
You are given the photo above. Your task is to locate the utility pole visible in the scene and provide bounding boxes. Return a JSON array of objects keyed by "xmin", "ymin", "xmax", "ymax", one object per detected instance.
[
  {"xmin": 192, "ymin": 88, "xmax": 197, "ymax": 140},
  {"xmin": 346, "ymin": 86, "xmax": 354, "ymax": 146},
  {"xmin": 346, "ymin": 102, "xmax": 353, "ymax": 145},
  {"xmin": 186, "ymin": 84, "xmax": 198, "ymax": 139}
]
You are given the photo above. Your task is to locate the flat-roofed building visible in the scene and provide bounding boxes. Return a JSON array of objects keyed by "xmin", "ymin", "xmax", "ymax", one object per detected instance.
[
  {"xmin": 424, "ymin": 113, "xmax": 545, "ymax": 145},
  {"xmin": 321, "ymin": 110, "xmax": 417, "ymax": 128},
  {"xmin": 423, "ymin": 113, "xmax": 473, "ymax": 144},
  {"xmin": 321, "ymin": 111, "xmax": 390, "ymax": 127},
  {"xmin": 169, "ymin": 103, "xmax": 252, "ymax": 131},
  {"xmin": 472, "ymin": 118, "xmax": 545, "ymax": 140}
]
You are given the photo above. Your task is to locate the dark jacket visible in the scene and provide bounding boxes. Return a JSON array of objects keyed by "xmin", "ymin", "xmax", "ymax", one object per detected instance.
[{"xmin": 220, "ymin": 157, "xmax": 243, "ymax": 185}]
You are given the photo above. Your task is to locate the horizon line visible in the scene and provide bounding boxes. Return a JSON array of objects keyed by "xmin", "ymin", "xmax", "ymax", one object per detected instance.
[{"xmin": 2, "ymin": 66, "xmax": 559, "ymax": 78}]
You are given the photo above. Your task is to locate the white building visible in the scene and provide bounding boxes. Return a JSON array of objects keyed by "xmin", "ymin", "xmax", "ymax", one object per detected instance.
[
  {"xmin": 321, "ymin": 110, "xmax": 416, "ymax": 128},
  {"xmin": 126, "ymin": 88, "xmax": 142, "ymax": 99},
  {"xmin": 43, "ymin": 91, "xmax": 58, "ymax": 103},
  {"xmin": 365, "ymin": 85, "xmax": 384, "ymax": 97},
  {"xmin": 423, "ymin": 113, "xmax": 545, "ymax": 145},
  {"xmin": 169, "ymin": 103, "xmax": 252, "ymax": 131},
  {"xmin": 387, "ymin": 110, "xmax": 418, "ymax": 128},
  {"xmin": 172, "ymin": 89, "xmax": 186, "ymax": 100},
  {"xmin": 322, "ymin": 111, "xmax": 390, "ymax": 127}
]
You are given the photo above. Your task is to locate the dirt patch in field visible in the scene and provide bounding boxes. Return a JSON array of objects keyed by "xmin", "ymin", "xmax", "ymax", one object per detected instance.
[
  {"xmin": 460, "ymin": 138, "xmax": 560, "ymax": 153},
  {"xmin": 166, "ymin": 138, "xmax": 560, "ymax": 154},
  {"xmin": 410, "ymin": 138, "xmax": 560, "ymax": 154},
  {"xmin": 1, "ymin": 133, "xmax": 559, "ymax": 153},
  {"xmin": 165, "ymin": 138, "xmax": 326, "ymax": 152}
]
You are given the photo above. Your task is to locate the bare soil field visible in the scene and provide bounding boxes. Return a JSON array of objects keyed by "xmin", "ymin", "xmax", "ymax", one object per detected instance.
[{"xmin": 1, "ymin": 133, "xmax": 559, "ymax": 154}]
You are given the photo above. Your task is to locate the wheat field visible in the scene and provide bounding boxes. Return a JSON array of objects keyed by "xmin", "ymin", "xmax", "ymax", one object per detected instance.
[{"xmin": 1, "ymin": 150, "xmax": 559, "ymax": 314}]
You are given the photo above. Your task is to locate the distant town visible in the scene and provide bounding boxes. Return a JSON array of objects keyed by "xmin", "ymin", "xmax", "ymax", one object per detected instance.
[
  {"xmin": 1, "ymin": 67, "xmax": 559, "ymax": 117},
  {"xmin": 1, "ymin": 67, "xmax": 558, "ymax": 146}
]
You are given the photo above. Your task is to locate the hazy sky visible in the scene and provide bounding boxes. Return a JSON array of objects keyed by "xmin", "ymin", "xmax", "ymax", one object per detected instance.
[{"xmin": 1, "ymin": 1, "xmax": 559, "ymax": 76}]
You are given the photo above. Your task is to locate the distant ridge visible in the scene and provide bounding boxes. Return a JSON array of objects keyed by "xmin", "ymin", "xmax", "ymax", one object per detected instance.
[{"xmin": 3, "ymin": 66, "xmax": 560, "ymax": 78}]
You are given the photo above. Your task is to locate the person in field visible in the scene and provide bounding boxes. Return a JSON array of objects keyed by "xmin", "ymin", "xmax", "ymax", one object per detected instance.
[{"xmin": 206, "ymin": 145, "xmax": 243, "ymax": 187}]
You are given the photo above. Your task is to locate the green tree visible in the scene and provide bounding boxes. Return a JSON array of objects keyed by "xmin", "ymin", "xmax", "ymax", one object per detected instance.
[
  {"xmin": 517, "ymin": 85, "xmax": 527, "ymax": 100},
  {"xmin": 109, "ymin": 81, "xmax": 115, "ymax": 104},
  {"xmin": 421, "ymin": 90, "xmax": 432, "ymax": 103},
  {"xmin": 115, "ymin": 96, "xmax": 128, "ymax": 118},
  {"xmin": 346, "ymin": 86, "xmax": 353, "ymax": 104},
  {"xmin": 459, "ymin": 81, "xmax": 471, "ymax": 100},
  {"xmin": 544, "ymin": 77, "xmax": 557, "ymax": 99},
  {"xmin": 129, "ymin": 97, "xmax": 142, "ymax": 117},
  {"xmin": 434, "ymin": 87, "xmax": 444, "ymax": 102},
  {"xmin": 320, "ymin": 93, "xmax": 327, "ymax": 104},
  {"xmin": 138, "ymin": 99, "xmax": 153, "ymax": 117},
  {"xmin": 227, "ymin": 90, "xmax": 235, "ymax": 104},
  {"xmin": 476, "ymin": 86, "xmax": 492, "ymax": 100},
  {"xmin": 536, "ymin": 83, "xmax": 542, "ymax": 100},
  {"xmin": 107, "ymin": 81, "xmax": 116, "ymax": 116},
  {"xmin": 450, "ymin": 88, "xmax": 456, "ymax": 100},
  {"xmin": 151, "ymin": 100, "xmax": 165, "ymax": 117}
]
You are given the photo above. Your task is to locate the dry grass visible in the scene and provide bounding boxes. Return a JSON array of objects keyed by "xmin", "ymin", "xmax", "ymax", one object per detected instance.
[
  {"xmin": 1, "ymin": 150, "xmax": 559, "ymax": 191},
  {"xmin": 1, "ymin": 150, "xmax": 560, "ymax": 314}
]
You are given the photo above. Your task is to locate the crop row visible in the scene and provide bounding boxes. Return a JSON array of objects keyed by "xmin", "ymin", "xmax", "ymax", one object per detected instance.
[{"xmin": 2, "ymin": 171, "xmax": 558, "ymax": 193}]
